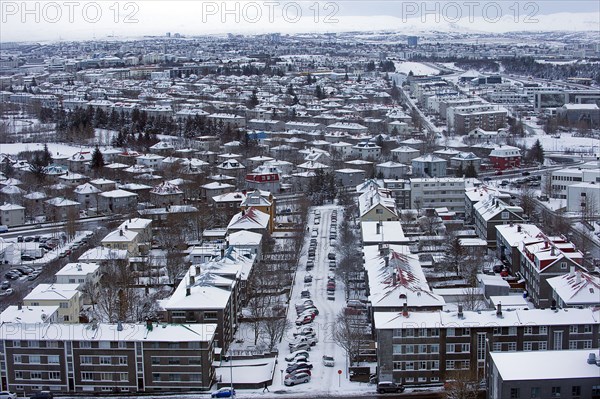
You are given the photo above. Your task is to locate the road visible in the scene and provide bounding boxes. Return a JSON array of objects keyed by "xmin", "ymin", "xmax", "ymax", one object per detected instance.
[{"xmin": 0, "ymin": 215, "xmax": 118, "ymax": 240}]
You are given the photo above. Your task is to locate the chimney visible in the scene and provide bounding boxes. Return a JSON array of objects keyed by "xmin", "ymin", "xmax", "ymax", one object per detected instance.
[
  {"xmin": 117, "ymin": 320, "xmax": 123, "ymax": 331},
  {"xmin": 189, "ymin": 274, "xmax": 195, "ymax": 285},
  {"xmin": 186, "ymin": 287, "xmax": 191, "ymax": 296},
  {"xmin": 496, "ymin": 303, "xmax": 502, "ymax": 318},
  {"xmin": 195, "ymin": 265, "xmax": 201, "ymax": 275},
  {"xmin": 587, "ymin": 353, "xmax": 597, "ymax": 365},
  {"xmin": 125, "ymin": 225, "xmax": 128, "ymax": 230},
  {"xmin": 551, "ymin": 299, "xmax": 557, "ymax": 311},
  {"xmin": 220, "ymin": 248, "xmax": 225, "ymax": 258},
  {"xmin": 550, "ymin": 246, "xmax": 556, "ymax": 256},
  {"xmin": 376, "ymin": 222, "xmax": 381, "ymax": 235},
  {"xmin": 146, "ymin": 319, "xmax": 153, "ymax": 331},
  {"xmin": 402, "ymin": 303, "xmax": 409, "ymax": 317},
  {"xmin": 384, "ymin": 256, "xmax": 389, "ymax": 267},
  {"xmin": 570, "ymin": 266, "xmax": 575, "ymax": 277},
  {"xmin": 458, "ymin": 305, "xmax": 464, "ymax": 319},
  {"xmin": 517, "ymin": 225, "xmax": 522, "ymax": 232},
  {"xmin": 576, "ymin": 271, "xmax": 582, "ymax": 285},
  {"xmin": 242, "ymin": 209, "xmax": 245, "ymax": 216},
  {"xmin": 18, "ymin": 303, "xmax": 22, "ymax": 310},
  {"xmin": 119, "ymin": 229, "xmax": 123, "ymax": 236},
  {"xmin": 392, "ymin": 271, "xmax": 397, "ymax": 286}
]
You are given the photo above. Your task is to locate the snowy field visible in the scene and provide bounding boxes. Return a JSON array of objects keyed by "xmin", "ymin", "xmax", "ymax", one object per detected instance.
[{"xmin": 394, "ymin": 61, "xmax": 439, "ymax": 76}]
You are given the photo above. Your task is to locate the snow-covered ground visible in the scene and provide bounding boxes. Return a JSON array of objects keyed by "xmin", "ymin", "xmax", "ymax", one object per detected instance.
[
  {"xmin": 0, "ymin": 142, "xmax": 91, "ymax": 158},
  {"xmin": 394, "ymin": 61, "xmax": 439, "ymax": 76}
]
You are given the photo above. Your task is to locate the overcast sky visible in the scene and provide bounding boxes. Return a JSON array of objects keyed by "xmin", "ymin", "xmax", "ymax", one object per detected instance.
[{"xmin": 1, "ymin": 1, "xmax": 598, "ymax": 42}]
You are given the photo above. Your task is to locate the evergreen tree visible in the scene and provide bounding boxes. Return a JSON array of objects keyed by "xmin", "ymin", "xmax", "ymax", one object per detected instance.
[
  {"xmin": 465, "ymin": 163, "xmax": 478, "ymax": 178},
  {"xmin": 41, "ymin": 144, "xmax": 52, "ymax": 167},
  {"xmin": 247, "ymin": 90, "xmax": 259, "ymax": 109},
  {"xmin": 455, "ymin": 164, "xmax": 464, "ymax": 177},
  {"xmin": 90, "ymin": 146, "xmax": 105, "ymax": 169},
  {"xmin": 286, "ymin": 84, "xmax": 295, "ymax": 96},
  {"xmin": 357, "ymin": 75, "xmax": 362, "ymax": 83},
  {"xmin": 528, "ymin": 139, "xmax": 545, "ymax": 164}
]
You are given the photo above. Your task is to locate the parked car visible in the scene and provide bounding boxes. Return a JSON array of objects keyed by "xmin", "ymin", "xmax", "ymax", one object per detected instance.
[
  {"xmin": 306, "ymin": 260, "xmax": 314, "ymax": 270},
  {"xmin": 0, "ymin": 281, "xmax": 10, "ymax": 290},
  {"xmin": 285, "ymin": 350, "xmax": 310, "ymax": 362},
  {"xmin": 284, "ymin": 372, "xmax": 311, "ymax": 386},
  {"xmin": 289, "ymin": 336, "xmax": 317, "ymax": 348},
  {"xmin": 522, "ymin": 171, "xmax": 531, "ymax": 176},
  {"xmin": 377, "ymin": 382, "xmax": 405, "ymax": 394},
  {"xmin": 322, "ymin": 355, "xmax": 335, "ymax": 367},
  {"xmin": 29, "ymin": 392, "xmax": 53, "ymax": 399},
  {"xmin": 295, "ymin": 315, "xmax": 314, "ymax": 326},
  {"xmin": 327, "ymin": 291, "xmax": 335, "ymax": 301},
  {"xmin": 286, "ymin": 362, "xmax": 313, "ymax": 374},
  {"xmin": 287, "ymin": 355, "xmax": 309, "ymax": 365},
  {"xmin": 211, "ymin": 387, "xmax": 235, "ymax": 398},
  {"xmin": 0, "ymin": 392, "xmax": 17, "ymax": 399},
  {"xmin": 27, "ymin": 273, "xmax": 40, "ymax": 281},
  {"xmin": 304, "ymin": 275, "xmax": 313, "ymax": 283},
  {"xmin": 0, "ymin": 288, "xmax": 14, "ymax": 297},
  {"xmin": 20, "ymin": 255, "xmax": 35, "ymax": 262},
  {"xmin": 301, "ymin": 290, "xmax": 311, "ymax": 299},
  {"xmin": 4, "ymin": 272, "xmax": 18, "ymax": 280},
  {"xmin": 289, "ymin": 342, "xmax": 311, "ymax": 353}
]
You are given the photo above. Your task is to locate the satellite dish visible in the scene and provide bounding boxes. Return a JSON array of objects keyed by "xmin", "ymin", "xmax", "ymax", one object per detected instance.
[{"xmin": 41, "ymin": 313, "xmax": 47, "ymax": 321}]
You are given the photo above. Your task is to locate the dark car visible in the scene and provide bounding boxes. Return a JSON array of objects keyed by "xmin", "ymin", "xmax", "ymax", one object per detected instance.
[
  {"xmin": 377, "ymin": 382, "xmax": 405, "ymax": 394},
  {"xmin": 4, "ymin": 272, "xmax": 18, "ymax": 280},
  {"xmin": 30, "ymin": 392, "xmax": 54, "ymax": 399},
  {"xmin": 286, "ymin": 362, "xmax": 313, "ymax": 373},
  {"xmin": 522, "ymin": 171, "xmax": 531, "ymax": 176},
  {"xmin": 0, "ymin": 281, "xmax": 10, "ymax": 290},
  {"xmin": 20, "ymin": 255, "xmax": 35, "ymax": 262},
  {"xmin": 211, "ymin": 387, "xmax": 235, "ymax": 398}
]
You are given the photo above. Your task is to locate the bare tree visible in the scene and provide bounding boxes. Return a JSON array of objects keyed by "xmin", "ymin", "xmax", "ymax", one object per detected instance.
[
  {"xmin": 519, "ymin": 186, "xmax": 536, "ymax": 219},
  {"xmin": 457, "ymin": 287, "xmax": 486, "ymax": 311},
  {"xmin": 64, "ymin": 206, "xmax": 79, "ymax": 240},
  {"xmin": 335, "ymin": 255, "xmax": 362, "ymax": 300},
  {"xmin": 246, "ymin": 296, "xmax": 270, "ymax": 345},
  {"xmin": 261, "ymin": 315, "xmax": 291, "ymax": 352},
  {"xmin": 333, "ymin": 311, "xmax": 364, "ymax": 369},
  {"xmin": 580, "ymin": 192, "xmax": 598, "ymax": 223},
  {"xmin": 444, "ymin": 369, "xmax": 480, "ymax": 399}
]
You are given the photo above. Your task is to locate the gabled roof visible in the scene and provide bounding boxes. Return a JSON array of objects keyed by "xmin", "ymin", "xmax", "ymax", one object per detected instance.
[
  {"xmin": 547, "ymin": 270, "xmax": 600, "ymax": 306},
  {"xmin": 227, "ymin": 207, "xmax": 270, "ymax": 231},
  {"xmin": 74, "ymin": 183, "xmax": 101, "ymax": 195}
]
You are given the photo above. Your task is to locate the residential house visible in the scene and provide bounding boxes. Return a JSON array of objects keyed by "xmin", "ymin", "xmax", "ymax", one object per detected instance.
[
  {"xmin": 150, "ymin": 182, "xmax": 184, "ymax": 207},
  {"xmin": 55, "ymin": 262, "xmax": 100, "ymax": 289},
  {"xmin": 22, "ymin": 283, "xmax": 81, "ymax": 323},
  {"xmin": 547, "ymin": 269, "xmax": 600, "ymax": 308},
  {"xmin": 411, "ymin": 178, "xmax": 466, "ymax": 215},
  {"xmin": 358, "ymin": 188, "xmax": 399, "ymax": 222},
  {"xmin": 0, "ymin": 203, "xmax": 25, "ymax": 227},
  {"xmin": 44, "ymin": 197, "xmax": 80, "ymax": 222},
  {"xmin": 474, "ymin": 197, "xmax": 524, "ymax": 248},
  {"xmin": 101, "ymin": 228, "xmax": 141, "ymax": 256},
  {"xmin": 226, "ymin": 207, "xmax": 270, "ymax": 234},
  {"xmin": 412, "ymin": 155, "xmax": 447, "ymax": 178},
  {"xmin": 74, "ymin": 183, "xmax": 101, "ymax": 210},
  {"xmin": 97, "ymin": 190, "xmax": 138, "ymax": 214},
  {"xmin": 489, "ymin": 145, "xmax": 521, "ymax": 170}
]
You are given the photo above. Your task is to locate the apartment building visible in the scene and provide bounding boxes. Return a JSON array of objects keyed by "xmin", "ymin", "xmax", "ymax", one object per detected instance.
[
  {"xmin": 488, "ymin": 350, "xmax": 600, "ymax": 399},
  {"xmin": 22, "ymin": 284, "xmax": 81, "ymax": 323},
  {"xmin": 518, "ymin": 236, "xmax": 585, "ymax": 308},
  {"xmin": 550, "ymin": 165, "xmax": 600, "ymax": 199},
  {"xmin": 410, "ymin": 178, "xmax": 466, "ymax": 215},
  {"xmin": 474, "ymin": 197, "xmax": 524, "ymax": 248},
  {"xmin": 0, "ymin": 203, "xmax": 25, "ymax": 227},
  {"xmin": 374, "ymin": 307, "xmax": 600, "ymax": 387},
  {"xmin": 0, "ymin": 322, "xmax": 216, "ymax": 395}
]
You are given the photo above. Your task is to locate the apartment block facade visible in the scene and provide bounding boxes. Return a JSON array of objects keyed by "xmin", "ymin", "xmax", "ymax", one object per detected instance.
[
  {"xmin": 0, "ymin": 322, "xmax": 216, "ymax": 395},
  {"xmin": 374, "ymin": 308, "xmax": 600, "ymax": 387}
]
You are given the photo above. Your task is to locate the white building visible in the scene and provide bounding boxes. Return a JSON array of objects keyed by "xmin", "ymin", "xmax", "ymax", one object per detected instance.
[{"xmin": 410, "ymin": 177, "xmax": 466, "ymax": 214}]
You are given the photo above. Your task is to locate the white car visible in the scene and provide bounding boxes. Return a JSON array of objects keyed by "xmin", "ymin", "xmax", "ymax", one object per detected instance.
[
  {"xmin": 285, "ymin": 350, "xmax": 310, "ymax": 362},
  {"xmin": 0, "ymin": 392, "xmax": 16, "ymax": 399},
  {"xmin": 322, "ymin": 355, "xmax": 335, "ymax": 367},
  {"xmin": 284, "ymin": 372, "xmax": 310, "ymax": 386}
]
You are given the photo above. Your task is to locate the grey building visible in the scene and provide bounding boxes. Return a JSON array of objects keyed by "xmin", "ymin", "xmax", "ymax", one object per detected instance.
[{"xmin": 488, "ymin": 350, "xmax": 600, "ymax": 399}]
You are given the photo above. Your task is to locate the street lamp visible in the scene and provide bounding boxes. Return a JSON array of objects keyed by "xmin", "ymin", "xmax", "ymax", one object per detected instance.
[{"xmin": 280, "ymin": 369, "xmax": 284, "ymax": 384}]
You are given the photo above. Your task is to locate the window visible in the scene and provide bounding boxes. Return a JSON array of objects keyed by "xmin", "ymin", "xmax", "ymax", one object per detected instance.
[
  {"xmin": 462, "ymin": 343, "xmax": 470, "ymax": 352},
  {"xmin": 393, "ymin": 361, "xmax": 402, "ymax": 370},
  {"xmin": 392, "ymin": 329, "xmax": 402, "ymax": 337},
  {"xmin": 592, "ymin": 386, "xmax": 600, "ymax": 396},
  {"xmin": 431, "ymin": 361, "xmax": 439, "ymax": 370},
  {"xmin": 524, "ymin": 342, "xmax": 532, "ymax": 351},
  {"xmin": 430, "ymin": 344, "xmax": 439, "ymax": 353},
  {"xmin": 81, "ymin": 356, "xmax": 92, "ymax": 364},
  {"xmin": 446, "ymin": 360, "xmax": 455, "ymax": 370},
  {"xmin": 152, "ymin": 373, "xmax": 161, "ymax": 382},
  {"xmin": 405, "ymin": 328, "xmax": 414, "ymax": 337},
  {"xmin": 118, "ymin": 341, "xmax": 127, "ymax": 349},
  {"xmin": 168, "ymin": 343, "xmax": 180, "ymax": 349},
  {"xmin": 189, "ymin": 357, "xmax": 202, "ymax": 365},
  {"xmin": 508, "ymin": 327, "xmax": 517, "ymax": 335},
  {"xmin": 168, "ymin": 357, "xmax": 180, "ymax": 365},
  {"xmin": 583, "ymin": 324, "xmax": 592, "ymax": 333},
  {"xmin": 28, "ymin": 340, "xmax": 40, "ymax": 348},
  {"xmin": 430, "ymin": 328, "xmax": 439, "ymax": 337},
  {"xmin": 405, "ymin": 345, "xmax": 414, "ymax": 354},
  {"xmin": 101, "ymin": 372, "xmax": 112, "ymax": 381},
  {"xmin": 551, "ymin": 386, "xmax": 561, "ymax": 397},
  {"xmin": 419, "ymin": 345, "xmax": 427, "ymax": 354},
  {"xmin": 492, "ymin": 342, "xmax": 501, "ymax": 352},
  {"xmin": 392, "ymin": 344, "xmax": 402, "ymax": 354},
  {"xmin": 539, "ymin": 341, "xmax": 547, "ymax": 350},
  {"xmin": 13, "ymin": 340, "xmax": 20, "ymax": 347},
  {"xmin": 501, "ymin": 211, "xmax": 509, "ymax": 219},
  {"xmin": 46, "ymin": 341, "xmax": 59, "ymax": 348},
  {"xmin": 29, "ymin": 355, "xmax": 41, "ymax": 364},
  {"xmin": 420, "ymin": 361, "xmax": 427, "ymax": 370},
  {"xmin": 98, "ymin": 341, "xmax": 110, "ymax": 349},
  {"xmin": 569, "ymin": 325, "xmax": 578, "ymax": 333},
  {"xmin": 446, "ymin": 344, "xmax": 455, "ymax": 353},
  {"xmin": 100, "ymin": 356, "xmax": 111, "ymax": 365},
  {"xmin": 569, "ymin": 340, "xmax": 578, "ymax": 349},
  {"xmin": 13, "ymin": 355, "xmax": 22, "ymax": 363},
  {"xmin": 79, "ymin": 341, "xmax": 91, "ymax": 349},
  {"xmin": 81, "ymin": 372, "xmax": 93, "ymax": 381},
  {"xmin": 572, "ymin": 386, "xmax": 581, "ymax": 397},
  {"xmin": 493, "ymin": 327, "xmax": 501, "ymax": 335},
  {"xmin": 508, "ymin": 342, "xmax": 517, "ymax": 352},
  {"xmin": 539, "ymin": 326, "xmax": 547, "ymax": 335},
  {"xmin": 510, "ymin": 388, "xmax": 520, "ymax": 398},
  {"xmin": 119, "ymin": 373, "xmax": 128, "ymax": 381},
  {"xmin": 15, "ymin": 371, "xmax": 23, "ymax": 379},
  {"xmin": 59, "ymin": 302, "xmax": 69, "ymax": 309},
  {"xmin": 151, "ymin": 357, "xmax": 160, "ymax": 365},
  {"xmin": 189, "ymin": 374, "xmax": 202, "ymax": 382},
  {"xmin": 530, "ymin": 387, "xmax": 540, "ymax": 398},
  {"xmin": 49, "ymin": 371, "xmax": 60, "ymax": 380},
  {"xmin": 31, "ymin": 371, "xmax": 42, "ymax": 379},
  {"xmin": 169, "ymin": 374, "xmax": 182, "ymax": 382},
  {"xmin": 63, "ymin": 315, "xmax": 69, "ymax": 322},
  {"xmin": 48, "ymin": 355, "xmax": 60, "ymax": 364},
  {"xmin": 583, "ymin": 340, "xmax": 592, "ymax": 349},
  {"xmin": 405, "ymin": 361, "xmax": 414, "ymax": 370},
  {"xmin": 524, "ymin": 326, "xmax": 533, "ymax": 335},
  {"xmin": 118, "ymin": 356, "xmax": 127, "ymax": 365},
  {"xmin": 447, "ymin": 328, "xmax": 455, "ymax": 337}
]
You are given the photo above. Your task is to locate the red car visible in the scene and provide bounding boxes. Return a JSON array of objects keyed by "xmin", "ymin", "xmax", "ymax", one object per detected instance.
[{"xmin": 295, "ymin": 315, "xmax": 314, "ymax": 326}]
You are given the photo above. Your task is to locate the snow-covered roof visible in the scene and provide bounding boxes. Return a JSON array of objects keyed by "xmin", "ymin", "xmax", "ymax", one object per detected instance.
[
  {"xmin": 227, "ymin": 207, "xmax": 270, "ymax": 231},
  {"xmin": 99, "ymin": 189, "xmax": 137, "ymax": 198},
  {"xmin": 101, "ymin": 229, "xmax": 138, "ymax": 243},
  {"xmin": 374, "ymin": 307, "xmax": 599, "ymax": 329},
  {"xmin": 0, "ymin": 203, "xmax": 25, "ymax": 211},
  {"xmin": 361, "ymin": 221, "xmax": 408, "ymax": 244},
  {"xmin": 496, "ymin": 223, "xmax": 543, "ymax": 247},
  {"xmin": 0, "ymin": 322, "xmax": 216, "ymax": 343},
  {"xmin": 358, "ymin": 187, "xmax": 397, "ymax": 218},
  {"xmin": 547, "ymin": 270, "xmax": 600, "ymax": 306},
  {"xmin": 45, "ymin": 197, "xmax": 80, "ymax": 207},
  {"xmin": 227, "ymin": 230, "xmax": 263, "ymax": 246},
  {"xmin": 364, "ymin": 245, "xmax": 445, "ymax": 309},
  {"xmin": 150, "ymin": 181, "xmax": 183, "ymax": 195},
  {"xmin": 55, "ymin": 262, "xmax": 99, "ymax": 277},
  {"xmin": 490, "ymin": 350, "xmax": 600, "ymax": 381},
  {"xmin": 24, "ymin": 283, "xmax": 80, "ymax": 301},
  {"xmin": 74, "ymin": 183, "xmax": 101, "ymax": 195},
  {"xmin": 79, "ymin": 247, "xmax": 128, "ymax": 262},
  {"xmin": 0, "ymin": 305, "xmax": 59, "ymax": 324}
]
